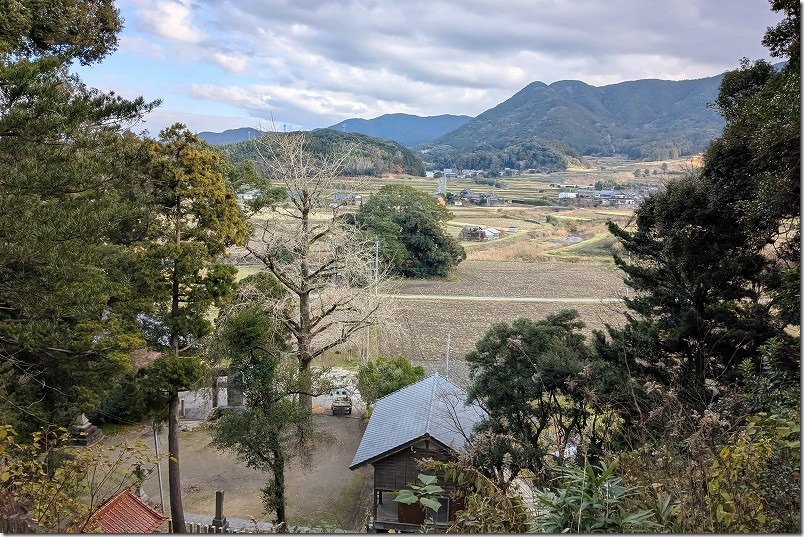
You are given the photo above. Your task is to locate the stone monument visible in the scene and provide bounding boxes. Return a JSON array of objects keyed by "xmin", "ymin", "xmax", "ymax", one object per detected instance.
[{"xmin": 71, "ymin": 413, "xmax": 103, "ymax": 446}]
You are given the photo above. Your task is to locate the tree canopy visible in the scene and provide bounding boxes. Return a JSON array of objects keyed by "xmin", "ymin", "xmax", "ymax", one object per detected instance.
[
  {"xmin": 603, "ymin": 0, "xmax": 800, "ymax": 418},
  {"xmin": 465, "ymin": 310, "xmax": 602, "ymax": 484},
  {"xmin": 356, "ymin": 356, "xmax": 425, "ymax": 406},
  {"xmin": 209, "ymin": 272, "xmax": 310, "ymax": 526},
  {"xmin": 0, "ymin": 0, "xmax": 156, "ymax": 434},
  {"xmin": 350, "ymin": 184, "xmax": 466, "ymax": 278}
]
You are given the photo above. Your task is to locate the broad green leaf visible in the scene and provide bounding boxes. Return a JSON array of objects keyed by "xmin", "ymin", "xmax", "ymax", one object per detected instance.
[
  {"xmin": 420, "ymin": 497, "xmax": 442, "ymax": 511},
  {"xmin": 418, "ymin": 473, "xmax": 438, "ymax": 486},
  {"xmin": 394, "ymin": 490, "xmax": 419, "ymax": 505}
]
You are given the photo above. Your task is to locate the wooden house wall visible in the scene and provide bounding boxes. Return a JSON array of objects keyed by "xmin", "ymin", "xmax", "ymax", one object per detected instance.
[{"xmin": 372, "ymin": 439, "xmax": 454, "ymax": 492}]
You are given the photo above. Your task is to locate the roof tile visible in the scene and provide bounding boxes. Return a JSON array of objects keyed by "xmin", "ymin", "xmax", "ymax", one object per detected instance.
[{"xmin": 86, "ymin": 488, "xmax": 167, "ymax": 533}]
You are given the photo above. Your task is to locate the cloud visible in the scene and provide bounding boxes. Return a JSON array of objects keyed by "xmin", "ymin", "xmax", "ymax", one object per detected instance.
[
  {"xmin": 139, "ymin": 108, "xmax": 275, "ymax": 135},
  {"xmin": 133, "ymin": 0, "xmax": 204, "ymax": 44},
  {"xmin": 118, "ymin": 35, "xmax": 165, "ymax": 59},
  {"xmin": 210, "ymin": 51, "xmax": 250, "ymax": 75},
  {"xmin": 112, "ymin": 0, "xmax": 785, "ymax": 130}
]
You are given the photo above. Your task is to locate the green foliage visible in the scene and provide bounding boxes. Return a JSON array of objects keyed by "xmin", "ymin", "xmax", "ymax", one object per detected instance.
[
  {"xmin": 533, "ymin": 459, "xmax": 661, "ymax": 533},
  {"xmin": 465, "ymin": 310, "xmax": 602, "ymax": 482},
  {"xmin": 424, "ymin": 137, "xmax": 576, "ymax": 173},
  {"xmin": 394, "ymin": 474, "xmax": 444, "ymax": 518},
  {"xmin": 209, "ymin": 272, "xmax": 324, "ymax": 525},
  {"xmin": 428, "ymin": 452, "xmax": 531, "ymax": 533},
  {"xmin": 222, "ymin": 129, "xmax": 425, "ymax": 177},
  {"xmin": 136, "ymin": 356, "xmax": 209, "ymax": 418},
  {"xmin": 706, "ymin": 428, "xmax": 773, "ymax": 532},
  {"xmin": 430, "ymin": 76, "xmax": 725, "ymax": 159},
  {"xmin": 0, "ymin": 425, "xmax": 157, "ymax": 532},
  {"xmin": 355, "ymin": 356, "xmax": 425, "ymax": 406},
  {"xmin": 604, "ymin": 173, "xmax": 776, "ymax": 412},
  {"xmin": 601, "ymin": 3, "xmax": 799, "ymax": 441},
  {"xmin": 703, "ymin": 337, "xmax": 801, "ymax": 532},
  {"xmin": 135, "ymin": 124, "xmax": 248, "ymax": 354},
  {"xmin": 0, "ymin": 0, "xmax": 122, "ymax": 64},
  {"xmin": 0, "ymin": 0, "xmax": 157, "ymax": 434},
  {"xmin": 350, "ymin": 184, "xmax": 466, "ymax": 277}
]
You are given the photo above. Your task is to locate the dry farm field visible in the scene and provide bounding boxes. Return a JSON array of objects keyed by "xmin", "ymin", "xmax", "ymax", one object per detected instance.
[{"xmin": 380, "ymin": 260, "xmax": 628, "ymax": 381}]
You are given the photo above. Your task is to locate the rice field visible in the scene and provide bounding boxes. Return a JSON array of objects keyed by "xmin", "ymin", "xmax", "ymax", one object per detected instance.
[{"xmin": 377, "ymin": 259, "xmax": 629, "ymax": 380}]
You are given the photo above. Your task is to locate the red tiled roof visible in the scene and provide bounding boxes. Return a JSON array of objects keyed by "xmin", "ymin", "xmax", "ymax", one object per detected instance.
[{"xmin": 86, "ymin": 488, "xmax": 167, "ymax": 533}]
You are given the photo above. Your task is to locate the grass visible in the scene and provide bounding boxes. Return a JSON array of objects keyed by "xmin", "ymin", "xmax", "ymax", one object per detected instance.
[
  {"xmin": 317, "ymin": 347, "xmax": 364, "ymax": 371},
  {"xmin": 98, "ymin": 422, "xmax": 143, "ymax": 437},
  {"xmin": 292, "ymin": 473, "xmax": 367, "ymax": 530}
]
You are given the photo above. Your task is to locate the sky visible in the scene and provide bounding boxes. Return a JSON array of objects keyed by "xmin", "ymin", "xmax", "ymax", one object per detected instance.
[{"xmin": 74, "ymin": 0, "xmax": 786, "ymax": 136}]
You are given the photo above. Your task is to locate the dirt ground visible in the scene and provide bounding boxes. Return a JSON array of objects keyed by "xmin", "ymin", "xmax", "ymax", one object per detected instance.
[{"xmin": 108, "ymin": 400, "xmax": 373, "ymax": 532}]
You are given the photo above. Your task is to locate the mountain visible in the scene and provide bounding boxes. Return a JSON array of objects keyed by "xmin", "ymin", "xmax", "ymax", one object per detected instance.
[
  {"xmin": 324, "ymin": 113, "xmax": 472, "ymax": 147},
  {"xmin": 430, "ymin": 74, "xmax": 726, "ymax": 161},
  {"xmin": 197, "ymin": 127, "xmax": 267, "ymax": 145},
  {"xmin": 221, "ymin": 129, "xmax": 426, "ymax": 177}
]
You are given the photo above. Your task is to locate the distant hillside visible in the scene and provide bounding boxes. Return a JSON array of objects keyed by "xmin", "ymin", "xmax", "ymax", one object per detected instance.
[
  {"xmin": 221, "ymin": 129, "xmax": 425, "ymax": 177},
  {"xmin": 324, "ymin": 113, "xmax": 472, "ymax": 147},
  {"xmin": 432, "ymin": 74, "xmax": 726, "ymax": 161},
  {"xmin": 198, "ymin": 127, "xmax": 267, "ymax": 145}
]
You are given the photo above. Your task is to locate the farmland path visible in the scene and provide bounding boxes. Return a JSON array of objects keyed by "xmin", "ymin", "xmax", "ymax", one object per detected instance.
[{"xmin": 384, "ymin": 294, "xmax": 623, "ymax": 303}]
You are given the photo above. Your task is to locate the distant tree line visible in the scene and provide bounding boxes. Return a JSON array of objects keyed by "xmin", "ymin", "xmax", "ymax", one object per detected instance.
[
  {"xmin": 223, "ymin": 129, "xmax": 426, "ymax": 177},
  {"xmin": 423, "ymin": 137, "xmax": 585, "ymax": 173}
]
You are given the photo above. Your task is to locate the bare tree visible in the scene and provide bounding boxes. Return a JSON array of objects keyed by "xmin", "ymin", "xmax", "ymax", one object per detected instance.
[{"xmin": 245, "ymin": 132, "xmax": 395, "ymax": 413}]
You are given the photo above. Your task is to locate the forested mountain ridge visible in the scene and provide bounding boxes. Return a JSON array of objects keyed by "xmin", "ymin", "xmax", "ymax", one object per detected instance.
[
  {"xmin": 198, "ymin": 69, "xmax": 767, "ymax": 169},
  {"xmin": 198, "ymin": 127, "xmax": 267, "ymax": 145},
  {"xmin": 221, "ymin": 129, "xmax": 426, "ymax": 177},
  {"xmin": 324, "ymin": 113, "xmax": 472, "ymax": 146},
  {"xmin": 430, "ymin": 74, "xmax": 727, "ymax": 161}
]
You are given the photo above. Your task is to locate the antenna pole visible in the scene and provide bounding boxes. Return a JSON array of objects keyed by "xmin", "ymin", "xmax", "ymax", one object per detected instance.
[{"xmin": 445, "ymin": 333, "xmax": 451, "ymax": 379}]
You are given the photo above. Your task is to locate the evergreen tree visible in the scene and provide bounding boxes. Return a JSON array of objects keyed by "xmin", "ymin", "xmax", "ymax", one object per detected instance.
[
  {"xmin": 603, "ymin": 0, "xmax": 800, "ymax": 420},
  {"xmin": 0, "ymin": 0, "xmax": 156, "ymax": 433},
  {"xmin": 465, "ymin": 311, "xmax": 598, "ymax": 485},
  {"xmin": 135, "ymin": 124, "xmax": 248, "ymax": 532},
  {"xmin": 350, "ymin": 184, "xmax": 466, "ymax": 277},
  {"xmin": 209, "ymin": 272, "xmax": 313, "ymax": 527}
]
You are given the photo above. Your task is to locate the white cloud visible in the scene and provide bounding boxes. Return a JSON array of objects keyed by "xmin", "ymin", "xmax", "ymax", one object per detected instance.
[
  {"xmin": 118, "ymin": 35, "xmax": 165, "ymax": 59},
  {"xmin": 210, "ymin": 51, "xmax": 250, "ymax": 75},
  {"xmin": 135, "ymin": 0, "xmax": 204, "ymax": 44},
  {"xmin": 141, "ymin": 109, "xmax": 275, "ymax": 135}
]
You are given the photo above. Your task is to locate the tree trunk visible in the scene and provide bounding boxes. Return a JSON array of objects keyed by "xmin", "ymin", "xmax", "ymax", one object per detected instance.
[
  {"xmin": 297, "ymin": 290, "xmax": 313, "ymax": 413},
  {"xmin": 271, "ymin": 445, "xmax": 286, "ymax": 530},
  {"xmin": 168, "ymin": 393, "xmax": 186, "ymax": 533}
]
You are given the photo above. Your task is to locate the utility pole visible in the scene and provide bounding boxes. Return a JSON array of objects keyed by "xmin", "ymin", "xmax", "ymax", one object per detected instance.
[
  {"xmin": 445, "ymin": 333, "xmax": 451, "ymax": 379},
  {"xmin": 364, "ymin": 238, "xmax": 378, "ymax": 364},
  {"xmin": 153, "ymin": 425, "xmax": 165, "ymax": 511}
]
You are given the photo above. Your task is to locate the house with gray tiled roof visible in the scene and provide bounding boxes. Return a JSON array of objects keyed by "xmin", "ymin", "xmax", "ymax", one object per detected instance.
[{"xmin": 350, "ymin": 373, "xmax": 485, "ymax": 532}]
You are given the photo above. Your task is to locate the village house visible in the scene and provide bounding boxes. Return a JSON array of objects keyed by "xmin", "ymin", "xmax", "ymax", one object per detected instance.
[
  {"xmin": 350, "ymin": 374, "xmax": 486, "ymax": 533},
  {"xmin": 460, "ymin": 225, "xmax": 502, "ymax": 241}
]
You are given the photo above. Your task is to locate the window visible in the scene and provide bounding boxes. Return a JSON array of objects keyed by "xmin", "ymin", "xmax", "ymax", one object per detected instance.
[{"xmin": 426, "ymin": 497, "xmax": 449, "ymax": 524}]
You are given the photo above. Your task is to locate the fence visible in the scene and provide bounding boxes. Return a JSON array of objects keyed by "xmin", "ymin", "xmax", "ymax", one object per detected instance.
[
  {"xmin": 168, "ymin": 520, "xmax": 256, "ymax": 533},
  {"xmin": 1, "ymin": 514, "xmax": 41, "ymax": 533}
]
